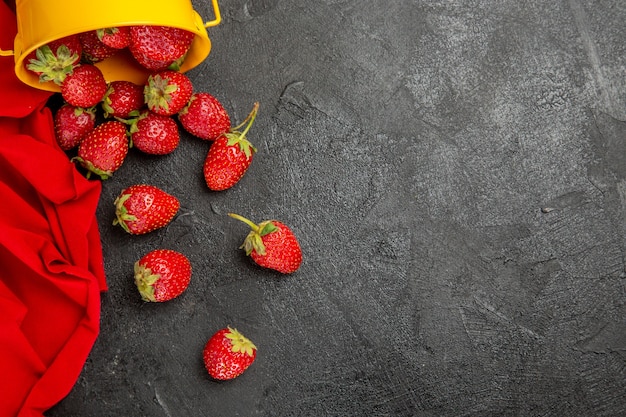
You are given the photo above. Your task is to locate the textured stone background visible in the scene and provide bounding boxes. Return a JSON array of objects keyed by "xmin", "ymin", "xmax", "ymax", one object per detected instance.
[{"xmin": 48, "ymin": 0, "xmax": 625, "ymax": 416}]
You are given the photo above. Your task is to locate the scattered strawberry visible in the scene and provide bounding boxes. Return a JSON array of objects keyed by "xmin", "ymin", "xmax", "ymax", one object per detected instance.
[
  {"xmin": 144, "ymin": 70, "xmax": 193, "ymax": 116},
  {"xmin": 72, "ymin": 120, "xmax": 129, "ymax": 179},
  {"xmin": 61, "ymin": 64, "xmax": 108, "ymax": 108},
  {"xmin": 128, "ymin": 111, "xmax": 180, "ymax": 155},
  {"xmin": 228, "ymin": 213, "xmax": 302, "ymax": 274},
  {"xmin": 97, "ymin": 26, "xmax": 131, "ymax": 49},
  {"xmin": 53, "ymin": 104, "xmax": 96, "ymax": 150},
  {"xmin": 129, "ymin": 25, "xmax": 194, "ymax": 70},
  {"xmin": 26, "ymin": 35, "xmax": 82, "ymax": 84},
  {"xmin": 134, "ymin": 249, "xmax": 192, "ymax": 302},
  {"xmin": 79, "ymin": 30, "xmax": 118, "ymax": 63},
  {"xmin": 178, "ymin": 92, "xmax": 231, "ymax": 141},
  {"xmin": 203, "ymin": 327, "xmax": 257, "ymax": 380},
  {"xmin": 113, "ymin": 184, "xmax": 180, "ymax": 235},
  {"xmin": 102, "ymin": 80, "xmax": 144, "ymax": 118},
  {"xmin": 203, "ymin": 103, "xmax": 259, "ymax": 190}
]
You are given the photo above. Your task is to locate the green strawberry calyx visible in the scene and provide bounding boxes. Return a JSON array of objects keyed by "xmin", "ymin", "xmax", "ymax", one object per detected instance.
[
  {"xmin": 224, "ymin": 102, "xmax": 260, "ymax": 158},
  {"xmin": 144, "ymin": 74, "xmax": 177, "ymax": 113},
  {"xmin": 96, "ymin": 27, "xmax": 119, "ymax": 41},
  {"xmin": 70, "ymin": 156, "xmax": 112, "ymax": 180},
  {"xmin": 73, "ymin": 106, "xmax": 96, "ymax": 118},
  {"xmin": 134, "ymin": 261, "xmax": 159, "ymax": 302},
  {"xmin": 115, "ymin": 110, "xmax": 147, "ymax": 148},
  {"xmin": 101, "ymin": 83, "xmax": 124, "ymax": 118},
  {"xmin": 26, "ymin": 45, "xmax": 78, "ymax": 85},
  {"xmin": 112, "ymin": 192, "xmax": 137, "ymax": 233},
  {"xmin": 228, "ymin": 213, "xmax": 277, "ymax": 256},
  {"xmin": 167, "ymin": 54, "xmax": 187, "ymax": 72},
  {"xmin": 226, "ymin": 327, "xmax": 257, "ymax": 356}
]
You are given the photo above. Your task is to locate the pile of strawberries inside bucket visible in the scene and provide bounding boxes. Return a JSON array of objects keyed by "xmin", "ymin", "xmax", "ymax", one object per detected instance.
[{"xmin": 27, "ymin": 25, "xmax": 303, "ymax": 381}]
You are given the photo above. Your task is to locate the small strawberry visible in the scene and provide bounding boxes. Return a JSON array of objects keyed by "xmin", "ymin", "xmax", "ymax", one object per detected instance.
[
  {"xmin": 144, "ymin": 70, "xmax": 193, "ymax": 116},
  {"xmin": 61, "ymin": 64, "xmax": 108, "ymax": 108},
  {"xmin": 203, "ymin": 103, "xmax": 259, "ymax": 191},
  {"xmin": 79, "ymin": 30, "xmax": 118, "ymax": 63},
  {"xmin": 203, "ymin": 327, "xmax": 257, "ymax": 380},
  {"xmin": 128, "ymin": 111, "xmax": 180, "ymax": 155},
  {"xmin": 102, "ymin": 81, "xmax": 144, "ymax": 118},
  {"xmin": 134, "ymin": 249, "xmax": 191, "ymax": 302},
  {"xmin": 72, "ymin": 120, "xmax": 128, "ymax": 179},
  {"xmin": 178, "ymin": 92, "xmax": 231, "ymax": 141},
  {"xmin": 53, "ymin": 104, "xmax": 96, "ymax": 150},
  {"xmin": 228, "ymin": 213, "xmax": 302, "ymax": 274},
  {"xmin": 129, "ymin": 25, "xmax": 194, "ymax": 70},
  {"xmin": 97, "ymin": 26, "xmax": 131, "ymax": 49},
  {"xmin": 113, "ymin": 184, "xmax": 180, "ymax": 235}
]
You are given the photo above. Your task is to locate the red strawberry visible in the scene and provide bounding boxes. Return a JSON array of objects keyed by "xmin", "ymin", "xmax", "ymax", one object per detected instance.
[
  {"xmin": 144, "ymin": 70, "xmax": 193, "ymax": 116},
  {"xmin": 228, "ymin": 213, "xmax": 302, "ymax": 274},
  {"xmin": 61, "ymin": 64, "xmax": 108, "ymax": 108},
  {"xmin": 178, "ymin": 92, "xmax": 231, "ymax": 141},
  {"xmin": 79, "ymin": 30, "xmax": 118, "ymax": 63},
  {"xmin": 113, "ymin": 184, "xmax": 180, "ymax": 235},
  {"xmin": 129, "ymin": 25, "xmax": 194, "ymax": 70},
  {"xmin": 203, "ymin": 103, "xmax": 259, "ymax": 191},
  {"xmin": 72, "ymin": 120, "xmax": 128, "ymax": 179},
  {"xmin": 203, "ymin": 327, "xmax": 257, "ymax": 380},
  {"xmin": 134, "ymin": 249, "xmax": 191, "ymax": 302},
  {"xmin": 26, "ymin": 35, "xmax": 82, "ymax": 84},
  {"xmin": 128, "ymin": 50, "xmax": 172, "ymax": 72},
  {"xmin": 128, "ymin": 111, "xmax": 180, "ymax": 155},
  {"xmin": 53, "ymin": 104, "xmax": 96, "ymax": 150},
  {"xmin": 97, "ymin": 26, "xmax": 131, "ymax": 49},
  {"xmin": 102, "ymin": 81, "xmax": 144, "ymax": 118}
]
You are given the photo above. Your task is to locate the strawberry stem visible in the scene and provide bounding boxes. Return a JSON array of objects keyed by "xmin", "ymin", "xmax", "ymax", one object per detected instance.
[
  {"xmin": 230, "ymin": 102, "xmax": 259, "ymax": 137},
  {"xmin": 228, "ymin": 212, "xmax": 259, "ymax": 232},
  {"xmin": 228, "ymin": 213, "xmax": 279, "ymax": 256}
]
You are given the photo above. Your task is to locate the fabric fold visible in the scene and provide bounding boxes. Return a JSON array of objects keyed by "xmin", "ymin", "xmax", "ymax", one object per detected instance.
[{"xmin": 0, "ymin": 1, "xmax": 108, "ymax": 415}]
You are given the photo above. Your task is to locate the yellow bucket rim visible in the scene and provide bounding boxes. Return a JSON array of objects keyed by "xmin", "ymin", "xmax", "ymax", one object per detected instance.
[{"xmin": 2, "ymin": 0, "xmax": 221, "ymax": 92}]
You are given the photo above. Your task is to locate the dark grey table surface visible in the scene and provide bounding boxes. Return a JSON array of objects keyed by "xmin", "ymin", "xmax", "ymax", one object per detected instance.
[{"xmin": 48, "ymin": 0, "xmax": 625, "ymax": 416}]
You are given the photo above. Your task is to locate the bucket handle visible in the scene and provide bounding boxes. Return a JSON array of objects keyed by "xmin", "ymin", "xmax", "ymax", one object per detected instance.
[
  {"xmin": 204, "ymin": 0, "xmax": 222, "ymax": 28},
  {"xmin": 0, "ymin": 49, "xmax": 13, "ymax": 56}
]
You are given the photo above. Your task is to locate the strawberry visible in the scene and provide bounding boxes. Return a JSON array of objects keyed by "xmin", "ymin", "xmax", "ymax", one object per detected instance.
[
  {"xmin": 79, "ymin": 30, "xmax": 118, "ymax": 63},
  {"xmin": 97, "ymin": 26, "xmax": 131, "ymax": 49},
  {"xmin": 128, "ymin": 50, "xmax": 172, "ymax": 72},
  {"xmin": 61, "ymin": 64, "xmax": 108, "ymax": 108},
  {"xmin": 144, "ymin": 70, "xmax": 193, "ymax": 116},
  {"xmin": 134, "ymin": 249, "xmax": 191, "ymax": 302},
  {"xmin": 178, "ymin": 92, "xmax": 231, "ymax": 141},
  {"xmin": 228, "ymin": 213, "xmax": 302, "ymax": 274},
  {"xmin": 53, "ymin": 104, "xmax": 96, "ymax": 150},
  {"xmin": 72, "ymin": 120, "xmax": 129, "ymax": 179},
  {"xmin": 113, "ymin": 184, "xmax": 180, "ymax": 234},
  {"xmin": 26, "ymin": 35, "xmax": 82, "ymax": 84},
  {"xmin": 129, "ymin": 25, "xmax": 194, "ymax": 70},
  {"xmin": 203, "ymin": 103, "xmax": 259, "ymax": 191},
  {"xmin": 203, "ymin": 327, "xmax": 257, "ymax": 380},
  {"xmin": 128, "ymin": 111, "xmax": 180, "ymax": 155},
  {"xmin": 102, "ymin": 81, "xmax": 144, "ymax": 118}
]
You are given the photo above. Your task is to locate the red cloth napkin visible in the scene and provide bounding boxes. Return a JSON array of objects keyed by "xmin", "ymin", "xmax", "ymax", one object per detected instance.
[{"xmin": 0, "ymin": 1, "xmax": 107, "ymax": 415}]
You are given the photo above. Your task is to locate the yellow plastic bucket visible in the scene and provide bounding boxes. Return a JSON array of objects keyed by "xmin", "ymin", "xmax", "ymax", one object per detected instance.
[{"xmin": 0, "ymin": 0, "xmax": 221, "ymax": 92}]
